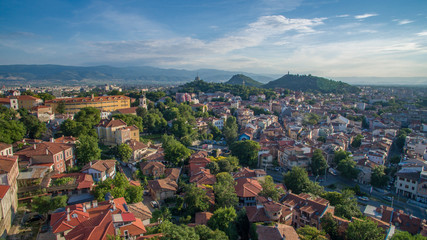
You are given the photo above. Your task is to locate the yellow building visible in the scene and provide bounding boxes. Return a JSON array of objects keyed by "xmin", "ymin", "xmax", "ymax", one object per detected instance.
[
  {"xmin": 45, "ymin": 95, "xmax": 131, "ymax": 114},
  {"xmin": 10, "ymin": 95, "xmax": 43, "ymax": 110}
]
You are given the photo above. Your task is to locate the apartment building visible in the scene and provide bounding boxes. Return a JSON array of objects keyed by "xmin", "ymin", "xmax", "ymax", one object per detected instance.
[{"xmin": 46, "ymin": 95, "xmax": 131, "ymax": 114}]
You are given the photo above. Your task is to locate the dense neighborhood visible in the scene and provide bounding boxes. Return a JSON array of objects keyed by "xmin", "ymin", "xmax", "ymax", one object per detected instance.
[{"xmin": 0, "ymin": 77, "xmax": 426, "ymax": 240}]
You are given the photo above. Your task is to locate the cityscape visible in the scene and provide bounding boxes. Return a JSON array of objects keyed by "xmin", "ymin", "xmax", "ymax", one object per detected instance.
[{"xmin": 1, "ymin": 1, "xmax": 427, "ymax": 240}]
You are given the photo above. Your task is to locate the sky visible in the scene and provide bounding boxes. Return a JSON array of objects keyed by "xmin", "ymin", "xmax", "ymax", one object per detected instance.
[{"xmin": 1, "ymin": 0, "xmax": 427, "ymax": 78}]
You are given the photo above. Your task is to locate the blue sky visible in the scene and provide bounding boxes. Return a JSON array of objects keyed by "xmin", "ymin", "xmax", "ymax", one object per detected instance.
[{"xmin": 1, "ymin": 0, "xmax": 427, "ymax": 78}]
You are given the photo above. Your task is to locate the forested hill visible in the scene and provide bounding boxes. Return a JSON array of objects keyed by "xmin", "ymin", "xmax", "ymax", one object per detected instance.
[
  {"xmin": 263, "ymin": 74, "xmax": 360, "ymax": 93},
  {"xmin": 225, "ymin": 74, "xmax": 263, "ymax": 87}
]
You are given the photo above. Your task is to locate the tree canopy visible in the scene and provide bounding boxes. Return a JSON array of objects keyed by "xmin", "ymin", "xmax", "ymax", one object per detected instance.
[
  {"xmin": 296, "ymin": 225, "xmax": 327, "ymax": 240},
  {"xmin": 311, "ymin": 149, "xmax": 328, "ymax": 176},
  {"xmin": 76, "ymin": 134, "xmax": 101, "ymax": 165},
  {"xmin": 93, "ymin": 172, "xmax": 143, "ymax": 204},
  {"xmin": 32, "ymin": 195, "xmax": 68, "ymax": 215},
  {"xmin": 229, "ymin": 140, "xmax": 260, "ymax": 168},
  {"xmin": 283, "ymin": 167, "xmax": 323, "ymax": 195},
  {"xmin": 346, "ymin": 219, "xmax": 384, "ymax": 240},
  {"xmin": 184, "ymin": 183, "xmax": 210, "ymax": 215},
  {"xmin": 214, "ymin": 172, "xmax": 238, "ymax": 208},
  {"xmin": 259, "ymin": 175, "xmax": 284, "ymax": 201},
  {"xmin": 162, "ymin": 135, "xmax": 192, "ymax": 166},
  {"xmin": 208, "ymin": 207, "xmax": 237, "ymax": 233}
]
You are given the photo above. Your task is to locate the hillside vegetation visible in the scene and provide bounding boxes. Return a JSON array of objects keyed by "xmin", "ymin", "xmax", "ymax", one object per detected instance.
[
  {"xmin": 263, "ymin": 74, "xmax": 360, "ymax": 93},
  {"xmin": 225, "ymin": 74, "xmax": 262, "ymax": 87}
]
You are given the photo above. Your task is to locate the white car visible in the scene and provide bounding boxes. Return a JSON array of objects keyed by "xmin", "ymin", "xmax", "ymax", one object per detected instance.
[
  {"xmin": 150, "ymin": 201, "xmax": 159, "ymax": 208},
  {"xmin": 358, "ymin": 196, "xmax": 369, "ymax": 201}
]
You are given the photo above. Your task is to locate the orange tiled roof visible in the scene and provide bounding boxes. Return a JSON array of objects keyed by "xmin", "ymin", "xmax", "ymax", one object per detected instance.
[
  {"xmin": 0, "ymin": 185, "xmax": 10, "ymax": 199},
  {"xmin": 0, "ymin": 155, "xmax": 17, "ymax": 174},
  {"xmin": 235, "ymin": 178, "xmax": 262, "ymax": 198},
  {"xmin": 81, "ymin": 160, "xmax": 116, "ymax": 173}
]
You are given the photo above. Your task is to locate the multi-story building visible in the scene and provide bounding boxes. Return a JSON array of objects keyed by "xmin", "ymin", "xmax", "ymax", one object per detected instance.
[
  {"xmin": 95, "ymin": 119, "xmax": 139, "ymax": 145},
  {"xmin": 235, "ymin": 178, "xmax": 263, "ymax": 207},
  {"xmin": 9, "ymin": 95, "xmax": 43, "ymax": 110},
  {"xmin": 282, "ymin": 192, "xmax": 333, "ymax": 230},
  {"xmin": 81, "ymin": 160, "xmax": 116, "ymax": 182},
  {"xmin": 45, "ymin": 95, "xmax": 131, "ymax": 114},
  {"xmin": 0, "ymin": 155, "xmax": 19, "ymax": 236},
  {"xmin": 15, "ymin": 142, "xmax": 75, "ymax": 173}
]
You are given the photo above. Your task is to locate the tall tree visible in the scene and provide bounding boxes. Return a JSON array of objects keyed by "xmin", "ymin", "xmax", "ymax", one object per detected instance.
[
  {"xmin": 222, "ymin": 116, "xmax": 238, "ymax": 145},
  {"xmin": 320, "ymin": 213, "xmax": 341, "ymax": 240},
  {"xmin": 337, "ymin": 158, "xmax": 359, "ymax": 180},
  {"xmin": 76, "ymin": 134, "xmax": 101, "ymax": 165},
  {"xmin": 346, "ymin": 219, "xmax": 384, "ymax": 240},
  {"xmin": 116, "ymin": 143, "xmax": 132, "ymax": 163},
  {"xmin": 333, "ymin": 190, "xmax": 362, "ymax": 220},
  {"xmin": 0, "ymin": 119, "xmax": 26, "ymax": 144},
  {"xmin": 333, "ymin": 150, "xmax": 351, "ymax": 165},
  {"xmin": 184, "ymin": 184, "xmax": 210, "ymax": 214},
  {"xmin": 391, "ymin": 231, "xmax": 426, "ymax": 240},
  {"xmin": 214, "ymin": 172, "xmax": 238, "ymax": 208},
  {"xmin": 194, "ymin": 225, "xmax": 229, "ymax": 240},
  {"xmin": 162, "ymin": 135, "xmax": 192, "ymax": 166},
  {"xmin": 208, "ymin": 207, "xmax": 237, "ymax": 233},
  {"xmin": 311, "ymin": 149, "xmax": 328, "ymax": 176},
  {"xmin": 371, "ymin": 165, "xmax": 389, "ymax": 188},
  {"xmin": 259, "ymin": 175, "xmax": 284, "ymax": 201},
  {"xmin": 229, "ymin": 140, "xmax": 260, "ymax": 168},
  {"xmin": 20, "ymin": 114, "xmax": 47, "ymax": 139},
  {"xmin": 283, "ymin": 166, "xmax": 323, "ymax": 195},
  {"xmin": 32, "ymin": 195, "xmax": 68, "ymax": 216}
]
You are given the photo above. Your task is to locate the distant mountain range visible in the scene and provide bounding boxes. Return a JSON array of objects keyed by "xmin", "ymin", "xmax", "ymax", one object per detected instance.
[
  {"xmin": 225, "ymin": 74, "xmax": 263, "ymax": 87},
  {"xmin": 0, "ymin": 64, "xmax": 274, "ymax": 86}
]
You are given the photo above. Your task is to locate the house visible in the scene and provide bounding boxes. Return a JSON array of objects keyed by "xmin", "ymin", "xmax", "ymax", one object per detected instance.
[
  {"xmin": 50, "ymin": 197, "xmax": 146, "ymax": 240},
  {"xmin": 127, "ymin": 140, "xmax": 150, "ymax": 163},
  {"xmin": 140, "ymin": 161, "xmax": 165, "ymax": 179},
  {"xmin": 147, "ymin": 178, "xmax": 178, "ymax": 202},
  {"xmin": 48, "ymin": 173, "xmax": 94, "ymax": 199},
  {"xmin": 128, "ymin": 202, "xmax": 152, "ymax": 226},
  {"xmin": 246, "ymin": 196, "xmax": 292, "ymax": 224},
  {"xmin": 375, "ymin": 205, "xmax": 424, "ymax": 235},
  {"xmin": 281, "ymin": 192, "xmax": 333, "ymax": 230},
  {"xmin": 194, "ymin": 212, "xmax": 213, "ymax": 225},
  {"xmin": 95, "ymin": 119, "xmax": 139, "ymax": 145},
  {"xmin": 46, "ymin": 95, "xmax": 131, "ymax": 114},
  {"xmin": 15, "ymin": 142, "xmax": 75, "ymax": 173},
  {"xmin": 0, "ymin": 143, "xmax": 13, "ymax": 156},
  {"xmin": 189, "ymin": 169, "xmax": 216, "ymax": 185},
  {"xmin": 0, "ymin": 155, "xmax": 18, "ymax": 236},
  {"xmin": 188, "ymin": 156, "xmax": 210, "ymax": 177},
  {"xmin": 81, "ymin": 160, "xmax": 117, "ymax": 182},
  {"xmin": 233, "ymin": 167, "xmax": 267, "ymax": 181},
  {"xmin": 356, "ymin": 158, "xmax": 378, "ymax": 184},
  {"xmin": 31, "ymin": 105, "xmax": 54, "ymax": 122},
  {"xmin": 256, "ymin": 224, "xmax": 300, "ymax": 240},
  {"xmin": 235, "ymin": 178, "xmax": 263, "ymax": 207}
]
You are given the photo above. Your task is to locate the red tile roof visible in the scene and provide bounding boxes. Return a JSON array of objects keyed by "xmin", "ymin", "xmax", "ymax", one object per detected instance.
[
  {"xmin": 51, "ymin": 173, "xmax": 94, "ymax": 189},
  {"xmin": 46, "ymin": 95, "xmax": 130, "ymax": 104},
  {"xmin": 0, "ymin": 185, "xmax": 10, "ymax": 199},
  {"xmin": 65, "ymin": 211, "xmax": 115, "ymax": 240},
  {"xmin": 194, "ymin": 212, "xmax": 213, "ymax": 225},
  {"xmin": 235, "ymin": 178, "xmax": 262, "ymax": 198},
  {"xmin": 15, "ymin": 142, "xmax": 72, "ymax": 158},
  {"xmin": 51, "ymin": 204, "xmax": 90, "ymax": 234},
  {"xmin": 81, "ymin": 160, "xmax": 116, "ymax": 173},
  {"xmin": 0, "ymin": 155, "xmax": 17, "ymax": 174}
]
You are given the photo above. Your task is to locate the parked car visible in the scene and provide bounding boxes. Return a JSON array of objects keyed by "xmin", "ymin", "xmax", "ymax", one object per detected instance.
[
  {"xmin": 358, "ymin": 196, "xmax": 369, "ymax": 201},
  {"xmin": 275, "ymin": 167, "xmax": 281, "ymax": 171},
  {"xmin": 150, "ymin": 201, "xmax": 159, "ymax": 208},
  {"xmin": 383, "ymin": 196, "xmax": 393, "ymax": 202},
  {"xmin": 329, "ymin": 168, "xmax": 337, "ymax": 176}
]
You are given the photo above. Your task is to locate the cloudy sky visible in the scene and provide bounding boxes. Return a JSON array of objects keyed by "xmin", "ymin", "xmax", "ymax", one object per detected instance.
[{"xmin": 1, "ymin": 0, "xmax": 427, "ymax": 78}]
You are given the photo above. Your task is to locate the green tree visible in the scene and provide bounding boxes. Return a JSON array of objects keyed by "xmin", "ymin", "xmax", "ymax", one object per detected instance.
[
  {"xmin": 311, "ymin": 149, "xmax": 328, "ymax": 176},
  {"xmin": 184, "ymin": 184, "xmax": 210, "ymax": 214},
  {"xmin": 32, "ymin": 195, "xmax": 68, "ymax": 216},
  {"xmin": 333, "ymin": 150, "xmax": 351, "ymax": 165},
  {"xmin": 152, "ymin": 207, "xmax": 172, "ymax": 223},
  {"xmin": 297, "ymin": 225, "xmax": 327, "ymax": 240},
  {"xmin": 390, "ymin": 155, "xmax": 401, "ymax": 164},
  {"xmin": 208, "ymin": 207, "xmax": 237, "ymax": 233},
  {"xmin": 222, "ymin": 116, "xmax": 238, "ymax": 145},
  {"xmin": 93, "ymin": 172, "xmax": 143, "ymax": 204},
  {"xmin": 143, "ymin": 112, "xmax": 167, "ymax": 134},
  {"xmin": 146, "ymin": 91, "xmax": 166, "ymax": 102},
  {"xmin": 56, "ymin": 101, "xmax": 66, "ymax": 114},
  {"xmin": 194, "ymin": 225, "xmax": 229, "ymax": 240},
  {"xmin": 320, "ymin": 213, "xmax": 341, "ymax": 240},
  {"xmin": 229, "ymin": 140, "xmax": 260, "ymax": 168},
  {"xmin": 158, "ymin": 221, "xmax": 199, "ymax": 240},
  {"xmin": 351, "ymin": 135, "xmax": 363, "ymax": 148},
  {"xmin": 0, "ymin": 119, "xmax": 26, "ymax": 144},
  {"xmin": 346, "ymin": 219, "xmax": 384, "ymax": 240},
  {"xmin": 391, "ymin": 231, "xmax": 426, "ymax": 240},
  {"xmin": 116, "ymin": 143, "xmax": 132, "ymax": 163},
  {"xmin": 209, "ymin": 124, "xmax": 223, "ymax": 141},
  {"xmin": 162, "ymin": 135, "xmax": 192, "ymax": 166},
  {"xmin": 337, "ymin": 158, "xmax": 359, "ymax": 180},
  {"xmin": 206, "ymin": 162, "xmax": 220, "ymax": 174},
  {"xmin": 125, "ymin": 185, "xmax": 144, "ymax": 203},
  {"xmin": 76, "ymin": 134, "xmax": 101, "ymax": 165},
  {"xmin": 334, "ymin": 190, "xmax": 362, "ymax": 220},
  {"xmin": 36, "ymin": 92, "xmax": 55, "ymax": 102},
  {"xmin": 283, "ymin": 167, "xmax": 323, "ymax": 195},
  {"xmin": 371, "ymin": 165, "xmax": 389, "ymax": 188},
  {"xmin": 259, "ymin": 175, "xmax": 284, "ymax": 201},
  {"xmin": 74, "ymin": 107, "xmax": 101, "ymax": 127},
  {"xmin": 20, "ymin": 114, "xmax": 47, "ymax": 139},
  {"xmin": 214, "ymin": 172, "xmax": 238, "ymax": 208}
]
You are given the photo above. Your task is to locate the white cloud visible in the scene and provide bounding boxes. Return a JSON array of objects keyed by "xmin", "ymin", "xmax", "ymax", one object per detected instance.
[
  {"xmin": 397, "ymin": 19, "xmax": 413, "ymax": 25},
  {"xmin": 354, "ymin": 13, "xmax": 378, "ymax": 19},
  {"xmin": 336, "ymin": 14, "xmax": 349, "ymax": 18},
  {"xmin": 417, "ymin": 31, "xmax": 427, "ymax": 36}
]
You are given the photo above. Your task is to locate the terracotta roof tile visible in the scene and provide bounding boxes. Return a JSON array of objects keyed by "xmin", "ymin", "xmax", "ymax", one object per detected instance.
[
  {"xmin": 235, "ymin": 178, "xmax": 262, "ymax": 198},
  {"xmin": 0, "ymin": 185, "xmax": 10, "ymax": 199}
]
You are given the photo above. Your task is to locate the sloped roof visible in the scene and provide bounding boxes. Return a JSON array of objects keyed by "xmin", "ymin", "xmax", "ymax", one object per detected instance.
[
  {"xmin": 64, "ymin": 211, "xmax": 115, "ymax": 240},
  {"xmin": 256, "ymin": 224, "xmax": 299, "ymax": 240},
  {"xmin": 235, "ymin": 178, "xmax": 262, "ymax": 198},
  {"xmin": 194, "ymin": 212, "xmax": 213, "ymax": 225},
  {"xmin": 147, "ymin": 178, "xmax": 178, "ymax": 192},
  {"xmin": 128, "ymin": 202, "xmax": 152, "ymax": 221},
  {"xmin": 0, "ymin": 185, "xmax": 10, "ymax": 199},
  {"xmin": 15, "ymin": 142, "xmax": 72, "ymax": 158},
  {"xmin": 0, "ymin": 155, "xmax": 17, "ymax": 174},
  {"xmin": 81, "ymin": 160, "xmax": 116, "ymax": 173}
]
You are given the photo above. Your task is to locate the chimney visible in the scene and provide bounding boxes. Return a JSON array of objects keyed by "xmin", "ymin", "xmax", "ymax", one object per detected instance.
[
  {"xmin": 92, "ymin": 200, "xmax": 98, "ymax": 208},
  {"xmin": 46, "ymin": 148, "xmax": 49, "ymax": 155},
  {"xmin": 33, "ymin": 144, "xmax": 36, "ymax": 150},
  {"xmin": 67, "ymin": 208, "xmax": 70, "ymax": 221},
  {"xmin": 90, "ymin": 161, "xmax": 92, "ymax": 166},
  {"xmin": 50, "ymin": 137, "xmax": 54, "ymax": 143},
  {"xmin": 83, "ymin": 204, "xmax": 87, "ymax": 212}
]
